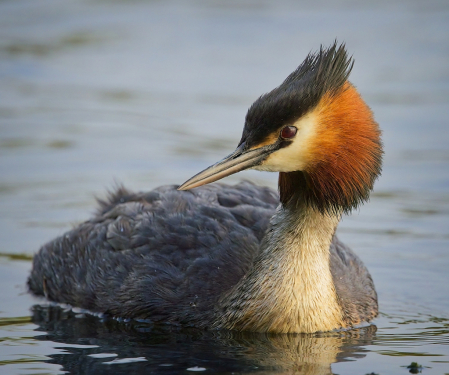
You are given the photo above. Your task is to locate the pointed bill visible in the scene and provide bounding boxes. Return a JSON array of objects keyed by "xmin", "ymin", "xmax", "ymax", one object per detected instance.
[{"xmin": 178, "ymin": 142, "xmax": 275, "ymax": 190}]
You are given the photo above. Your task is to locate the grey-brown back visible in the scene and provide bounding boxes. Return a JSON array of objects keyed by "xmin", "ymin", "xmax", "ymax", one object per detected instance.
[
  {"xmin": 28, "ymin": 182, "xmax": 377, "ymax": 327},
  {"xmin": 28, "ymin": 182, "xmax": 277, "ymax": 326}
]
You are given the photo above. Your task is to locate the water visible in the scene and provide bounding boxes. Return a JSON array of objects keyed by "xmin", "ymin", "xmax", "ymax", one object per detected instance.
[{"xmin": 1, "ymin": 0, "xmax": 448, "ymax": 374}]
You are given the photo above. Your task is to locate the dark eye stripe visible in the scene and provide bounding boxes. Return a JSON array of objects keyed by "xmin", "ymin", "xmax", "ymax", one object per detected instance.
[{"xmin": 280, "ymin": 126, "xmax": 297, "ymax": 139}]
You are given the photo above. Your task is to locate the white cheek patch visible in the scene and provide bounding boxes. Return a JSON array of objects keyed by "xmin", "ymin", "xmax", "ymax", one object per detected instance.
[{"xmin": 254, "ymin": 112, "xmax": 318, "ymax": 172}]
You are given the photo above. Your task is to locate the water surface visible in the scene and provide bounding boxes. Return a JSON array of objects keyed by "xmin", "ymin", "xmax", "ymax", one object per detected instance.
[{"xmin": 1, "ymin": 0, "xmax": 449, "ymax": 374}]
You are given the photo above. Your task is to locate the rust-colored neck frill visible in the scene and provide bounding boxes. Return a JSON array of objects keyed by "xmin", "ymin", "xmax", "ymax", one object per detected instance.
[
  {"xmin": 278, "ymin": 171, "xmax": 307, "ymax": 207},
  {"xmin": 279, "ymin": 83, "xmax": 383, "ymax": 214}
]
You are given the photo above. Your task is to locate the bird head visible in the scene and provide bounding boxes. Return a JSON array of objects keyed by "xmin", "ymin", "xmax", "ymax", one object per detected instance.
[{"xmin": 178, "ymin": 42, "xmax": 382, "ymax": 214}]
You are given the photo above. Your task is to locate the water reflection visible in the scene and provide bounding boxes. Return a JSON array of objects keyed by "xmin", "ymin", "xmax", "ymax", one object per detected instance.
[{"xmin": 31, "ymin": 305, "xmax": 376, "ymax": 375}]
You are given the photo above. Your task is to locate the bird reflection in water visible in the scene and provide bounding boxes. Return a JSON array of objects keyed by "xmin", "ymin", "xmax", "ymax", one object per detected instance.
[{"xmin": 31, "ymin": 304, "xmax": 376, "ymax": 375}]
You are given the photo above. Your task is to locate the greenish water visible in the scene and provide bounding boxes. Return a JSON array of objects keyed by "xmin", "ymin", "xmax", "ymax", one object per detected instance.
[{"xmin": 1, "ymin": 0, "xmax": 449, "ymax": 374}]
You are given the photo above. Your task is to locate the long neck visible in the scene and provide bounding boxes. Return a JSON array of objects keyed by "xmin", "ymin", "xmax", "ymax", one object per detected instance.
[{"xmin": 216, "ymin": 182, "xmax": 344, "ymax": 333}]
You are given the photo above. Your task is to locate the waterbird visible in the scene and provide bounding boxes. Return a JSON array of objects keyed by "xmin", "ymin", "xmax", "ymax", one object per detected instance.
[{"xmin": 28, "ymin": 43, "xmax": 382, "ymax": 333}]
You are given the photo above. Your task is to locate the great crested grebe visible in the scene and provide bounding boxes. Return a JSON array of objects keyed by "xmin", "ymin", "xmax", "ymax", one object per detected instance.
[{"xmin": 28, "ymin": 43, "xmax": 382, "ymax": 333}]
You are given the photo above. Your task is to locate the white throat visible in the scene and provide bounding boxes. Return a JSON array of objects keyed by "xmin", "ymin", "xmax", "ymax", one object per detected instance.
[{"xmin": 216, "ymin": 203, "xmax": 344, "ymax": 333}]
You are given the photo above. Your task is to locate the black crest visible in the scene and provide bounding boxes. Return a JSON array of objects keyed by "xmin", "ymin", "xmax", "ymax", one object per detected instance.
[{"xmin": 241, "ymin": 42, "xmax": 353, "ymax": 148}]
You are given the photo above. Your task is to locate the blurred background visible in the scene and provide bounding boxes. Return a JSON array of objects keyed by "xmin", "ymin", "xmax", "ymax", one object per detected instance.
[{"xmin": 0, "ymin": 0, "xmax": 448, "ymax": 374}]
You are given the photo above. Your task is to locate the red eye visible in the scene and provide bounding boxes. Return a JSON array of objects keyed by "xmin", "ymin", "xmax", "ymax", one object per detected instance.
[{"xmin": 280, "ymin": 126, "xmax": 297, "ymax": 139}]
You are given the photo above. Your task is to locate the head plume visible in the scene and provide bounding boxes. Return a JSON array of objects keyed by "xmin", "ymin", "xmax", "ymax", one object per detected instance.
[
  {"xmin": 276, "ymin": 43, "xmax": 383, "ymax": 214},
  {"xmin": 241, "ymin": 42, "xmax": 354, "ymax": 148}
]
